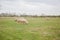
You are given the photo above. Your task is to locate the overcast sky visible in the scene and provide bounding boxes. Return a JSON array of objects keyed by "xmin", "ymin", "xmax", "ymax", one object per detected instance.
[{"xmin": 0, "ymin": 0, "xmax": 60, "ymax": 15}]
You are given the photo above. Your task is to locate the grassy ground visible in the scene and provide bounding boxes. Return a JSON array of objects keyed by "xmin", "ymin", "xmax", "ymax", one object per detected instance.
[{"xmin": 0, "ymin": 17, "xmax": 60, "ymax": 40}]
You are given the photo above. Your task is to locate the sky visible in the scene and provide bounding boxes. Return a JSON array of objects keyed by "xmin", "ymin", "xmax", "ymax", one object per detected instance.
[{"xmin": 0, "ymin": 0, "xmax": 60, "ymax": 15}]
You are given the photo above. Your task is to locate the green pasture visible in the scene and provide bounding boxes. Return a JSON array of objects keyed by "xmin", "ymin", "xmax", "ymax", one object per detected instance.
[{"xmin": 0, "ymin": 17, "xmax": 60, "ymax": 40}]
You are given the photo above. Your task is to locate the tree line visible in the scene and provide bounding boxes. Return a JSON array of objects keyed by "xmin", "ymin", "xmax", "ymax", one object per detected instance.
[{"xmin": 0, "ymin": 13, "xmax": 60, "ymax": 17}]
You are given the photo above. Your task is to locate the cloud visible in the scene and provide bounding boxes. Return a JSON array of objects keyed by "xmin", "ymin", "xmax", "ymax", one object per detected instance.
[
  {"xmin": 24, "ymin": 0, "xmax": 60, "ymax": 6},
  {"xmin": 0, "ymin": 0, "xmax": 60, "ymax": 15}
]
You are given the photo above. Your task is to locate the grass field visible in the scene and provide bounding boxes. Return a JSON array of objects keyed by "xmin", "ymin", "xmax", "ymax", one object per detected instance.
[{"xmin": 0, "ymin": 17, "xmax": 60, "ymax": 40}]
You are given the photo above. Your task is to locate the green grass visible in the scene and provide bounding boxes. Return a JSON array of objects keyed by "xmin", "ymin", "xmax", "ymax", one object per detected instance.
[{"xmin": 0, "ymin": 17, "xmax": 60, "ymax": 40}]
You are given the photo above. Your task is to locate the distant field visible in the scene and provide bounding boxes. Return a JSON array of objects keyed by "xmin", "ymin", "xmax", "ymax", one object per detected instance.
[{"xmin": 0, "ymin": 17, "xmax": 60, "ymax": 40}]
